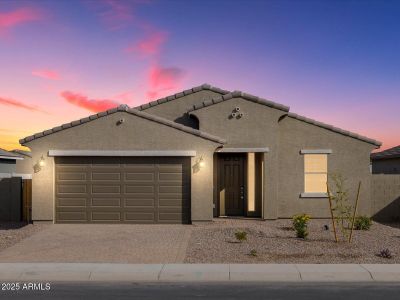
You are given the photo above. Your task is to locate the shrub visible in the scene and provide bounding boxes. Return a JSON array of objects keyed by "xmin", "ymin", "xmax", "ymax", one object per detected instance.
[
  {"xmin": 249, "ymin": 249, "xmax": 257, "ymax": 257},
  {"xmin": 353, "ymin": 216, "xmax": 372, "ymax": 230},
  {"xmin": 292, "ymin": 214, "xmax": 311, "ymax": 239},
  {"xmin": 378, "ymin": 248, "xmax": 392, "ymax": 259},
  {"xmin": 234, "ymin": 231, "xmax": 247, "ymax": 242}
]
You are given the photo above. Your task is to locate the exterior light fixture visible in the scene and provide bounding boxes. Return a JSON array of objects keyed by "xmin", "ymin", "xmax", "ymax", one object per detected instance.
[
  {"xmin": 39, "ymin": 155, "xmax": 45, "ymax": 167},
  {"xmin": 199, "ymin": 157, "xmax": 205, "ymax": 168}
]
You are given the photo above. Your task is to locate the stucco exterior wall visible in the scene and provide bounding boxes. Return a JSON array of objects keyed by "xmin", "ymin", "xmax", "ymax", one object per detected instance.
[
  {"xmin": 278, "ymin": 116, "xmax": 376, "ymax": 218},
  {"xmin": 142, "ymin": 90, "xmax": 223, "ymax": 127},
  {"xmin": 190, "ymin": 98, "xmax": 377, "ymax": 219},
  {"xmin": 0, "ymin": 159, "xmax": 16, "ymax": 174},
  {"xmin": 371, "ymin": 174, "xmax": 400, "ymax": 221},
  {"xmin": 23, "ymin": 111, "xmax": 220, "ymax": 221},
  {"xmin": 191, "ymin": 97, "xmax": 287, "ymax": 219},
  {"xmin": 15, "ymin": 157, "xmax": 33, "ymax": 174},
  {"xmin": 372, "ymin": 158, "xmax": 400, "ymax": 174}
]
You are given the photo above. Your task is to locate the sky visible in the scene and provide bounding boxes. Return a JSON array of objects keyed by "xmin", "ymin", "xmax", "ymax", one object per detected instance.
[{"xmin": 0, "ymin": 0, "xmax": 399, "ymax": 151}]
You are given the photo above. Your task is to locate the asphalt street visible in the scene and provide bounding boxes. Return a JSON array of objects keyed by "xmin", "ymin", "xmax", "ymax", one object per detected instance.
[{"xmin": 1, "ymin": 282, "xmax": 400, "ymax": 300}]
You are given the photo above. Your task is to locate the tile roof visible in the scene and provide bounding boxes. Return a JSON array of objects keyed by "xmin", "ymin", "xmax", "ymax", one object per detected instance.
[
  {"xmin": 0, "ymin": 148, "xmax": 23, "ymax": 159},
  {"xmin": 135, "ymin": 83, "xmax": 230, "ymax": 111},
  {"xmin": 19, "ymin": 104, "xmax": 226, "ymax": 145},
  {"xmin": 371, "ymin": 145, "xmax": 400, "ymax": 160},
  {"xmin": 287, "ymin": 113, "xmax": 382, "ymax": 147},
  {"xmin": 11, "ymin": 149, "xmax": 32, "ymax": 158},
  {"xmin": 187, "ymin": 91, "xmax": 290, "ymax": 113}
]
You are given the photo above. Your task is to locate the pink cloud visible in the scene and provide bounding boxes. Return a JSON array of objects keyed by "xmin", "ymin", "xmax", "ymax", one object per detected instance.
[
  {"xmin": 61, "ymin": 91, "xmax": 120, "ymax": 113},
  {"xmin": 0, "ymin": 97, "xmax": 45, "ymax": 113},
  {"xmin": 125, "ymin": 31, "xmax": 168, "ymax": 57},
  {"xmin": 0, "ymin": 7, "xmax": 42, "ymax": 34},
  {"xmin": 147, "ymin": 65, "xmax": 185, "ymax": 100},
  {"xmin": 32, "ymin": 69, "xmax": 61, "ymax": 80}
]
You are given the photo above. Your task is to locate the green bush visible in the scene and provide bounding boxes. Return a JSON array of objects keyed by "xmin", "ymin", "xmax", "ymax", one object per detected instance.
[
  {"xmin": 234, "ymin": 231, "xmax": 247, "ymax": 242},
  {"xmin": 292, "ymin": 214, "xmax": 311, "ymax": 239},
  {"xmin": 249, "ymin": 249, "xmax": 257, "ymax": 257},
  {"xmin": 354, "ymin": 216, "xmax": 372, "ymax": 230}
]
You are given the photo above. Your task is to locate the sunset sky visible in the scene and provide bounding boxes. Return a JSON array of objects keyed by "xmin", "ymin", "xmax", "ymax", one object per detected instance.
[{"xmin": 0, "ymin": 0, "xmax": 399, "ymax": 151}]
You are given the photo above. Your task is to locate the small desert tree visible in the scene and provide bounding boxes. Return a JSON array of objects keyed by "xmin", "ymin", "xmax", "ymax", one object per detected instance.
[{"xmin": 327, "ymin": 173, "xmax": 354, "ymax": 242}]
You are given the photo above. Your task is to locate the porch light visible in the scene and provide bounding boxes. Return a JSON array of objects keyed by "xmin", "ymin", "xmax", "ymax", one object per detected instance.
[
  {"xmin": 39, "ymin": 155, "xmax": 46, "ymax": 167},
  {"xmin": 199, "ymin": 157, "xmax": 205, "ymax": 168}
]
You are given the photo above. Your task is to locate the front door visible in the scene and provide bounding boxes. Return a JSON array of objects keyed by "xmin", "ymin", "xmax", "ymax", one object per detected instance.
[{"xmin": 218, "ymin": 154, "xmax": 245, "ymax": 216}]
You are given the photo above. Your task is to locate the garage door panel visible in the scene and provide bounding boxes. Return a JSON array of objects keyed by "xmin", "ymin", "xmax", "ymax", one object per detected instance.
[
  {"xmin": 92, "ymin": 185, "xmax": 121, "ymax": 194},
  {"xmin": 91, "ymin": 198, "xmax": 121, "ymax": 207},
  {"xmin": 58, "ymin": 184, "xmax": 87, "ymax": 194},
  {"xmin": 125, "ymin": 212, "xmax": 155, "ymax": 221},
  {"xmin": 57, "ymin": 172, "xmax": 87, "ymax": 181},
  {"xmin": 91, "ymin": 212, "xmax": 121, "ymax": 221},
  {"xmin": 57, "ymin": 211, "xmax": 87, "ymax": 222},
  {"xmin": 159, "ymin": 199, "xmax": 187, "ymax": 207},
  {"xmin": 57, "ymin": 198, "xmax": 87, "ymax": 207},
  {"xmin": 124, "ymin": 172, "xmax": 154, "ymax": 182},
  {"xmin": 159, "ymin": 186, "xmax": 186, "ymax": 194},
  {"xmin": 125, "ymin": 185, "xmax": 154, "ymax": 194},
  {"xmin": 55, "ymin": 156, "xmax": 190, "ymax": 224},
  {"xmin": 91, "ymin": 172, "xmax": 121, "ymax": 181},
  {"xmin": 125, "ymin": 198, "xmax": 155, "ymax": 207}
]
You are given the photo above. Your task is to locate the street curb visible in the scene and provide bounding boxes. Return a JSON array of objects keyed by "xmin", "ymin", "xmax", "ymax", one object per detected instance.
[{"xmin": 0, "ymin": 263, "xmax": 400, "ymax": 282}]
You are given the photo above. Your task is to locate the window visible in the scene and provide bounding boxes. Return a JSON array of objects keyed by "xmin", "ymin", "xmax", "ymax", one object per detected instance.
[{"xmin": 304, "ymin": 154, "xmax": 328, "ymax": 193}]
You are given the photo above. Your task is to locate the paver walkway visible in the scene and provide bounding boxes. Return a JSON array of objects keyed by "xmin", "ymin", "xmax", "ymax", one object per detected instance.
[{"xmin": 0, "ymin": 224, "xmax": 192, "ymax": 263}]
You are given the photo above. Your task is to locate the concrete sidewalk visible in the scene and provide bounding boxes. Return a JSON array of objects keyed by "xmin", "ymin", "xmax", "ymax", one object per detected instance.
[{"xmin": 1, "ymin": 263, "xmax": 400, "ymax": 282}]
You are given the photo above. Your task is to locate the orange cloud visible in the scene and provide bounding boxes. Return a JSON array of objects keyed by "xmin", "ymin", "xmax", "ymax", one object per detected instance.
[
  {"xmin": 126, "ymin": 31, "xmax": 168, "ymax": 57},
  {"xmin": 0, "ymin": 7, "xmax": 42, "ymax": 34},
  {"xmin": 61, "ymin": 91, "xmax": 120, "ymax": 112},
  {"xmin": 32, "ymin": 69, "xmax": 61, "ymax": 80},
  {"xmin": 147, "ymin": 65, "xmax": 185, "ymax": 100},
  {"xmin": 0, "ymin": 97, "xmax": 45, "ymax": 113}
]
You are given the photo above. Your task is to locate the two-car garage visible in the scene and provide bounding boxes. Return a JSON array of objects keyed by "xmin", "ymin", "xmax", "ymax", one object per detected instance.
[{"xmin": 55, "ymin": 156, "xmax": 191, "ymax": 224}]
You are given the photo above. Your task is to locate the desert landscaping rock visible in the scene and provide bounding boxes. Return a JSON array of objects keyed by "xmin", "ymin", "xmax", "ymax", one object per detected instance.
[
  {"xmin": 185, "ymin": 219, "xmax": 400, "ymax": 263},
  {"xmin": 0, "ymin": 222, "xmax": 48, "ymax": 252}
]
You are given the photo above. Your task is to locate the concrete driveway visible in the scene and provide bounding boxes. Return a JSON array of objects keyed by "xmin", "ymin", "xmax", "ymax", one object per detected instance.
[{"xmin": 0, "ymin": 224, "xmax": 191, "ymax": 263}]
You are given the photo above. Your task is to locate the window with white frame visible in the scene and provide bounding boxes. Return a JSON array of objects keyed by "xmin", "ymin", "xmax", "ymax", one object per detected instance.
[{"xmin": 304, "ymin": 154, "xmax": 328, "ymax": 193}]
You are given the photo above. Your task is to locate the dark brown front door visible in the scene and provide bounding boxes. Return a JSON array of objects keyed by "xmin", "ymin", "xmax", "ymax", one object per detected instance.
[{"xmin": 218, "ymin": 154, "xmax": 245, "ymax": 216}]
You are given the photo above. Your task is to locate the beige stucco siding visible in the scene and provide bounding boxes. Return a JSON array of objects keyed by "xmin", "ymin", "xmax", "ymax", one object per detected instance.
[
  {"xmin": 23, "ymin": 111, "xmax": 221, "ymax": 221},
  {"xmin": 191, "ymin": 97, "xmax": 376, "ymax": 219},
  {"xmin": 191, "ymin": 97, "xmax": 288, "ymax": 219},
  {"xmin": 278, "ymin": 116, "xmax": 375, "ymax": 218}
]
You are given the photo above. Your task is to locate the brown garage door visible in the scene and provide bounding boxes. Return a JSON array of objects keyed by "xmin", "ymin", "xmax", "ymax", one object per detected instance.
[{"xmin": 55, "ymin": 157, "xmax": 190, "ymax": 224}]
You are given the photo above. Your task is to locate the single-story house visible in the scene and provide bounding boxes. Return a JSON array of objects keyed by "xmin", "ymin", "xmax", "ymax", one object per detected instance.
[
  {"xmin": 371, "ymin": 145, "xmax": 400, "ymax": 174},
  {"xmin": 0, "ymin": 148, "xmax": 24, "ymax": 176},
  {"xmin": 19, "ymin": 84, "xmax": 382, "ymax": 224}
]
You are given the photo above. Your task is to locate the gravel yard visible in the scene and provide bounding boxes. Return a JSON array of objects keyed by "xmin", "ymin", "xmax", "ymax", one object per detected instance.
[
  {"xmin": 0, "ymin": 222, "xmax": 48, "ymax": 252},
  {"xmin": 185, "ymin": 219, "xmax": 400, "ymax": 263}
]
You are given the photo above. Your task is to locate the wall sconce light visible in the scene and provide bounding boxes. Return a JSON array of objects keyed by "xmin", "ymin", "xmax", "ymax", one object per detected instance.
[
  {"xmin": 192, "ymin": 156, "xmax": 205, "ymax": 174},
  {"xmin": 199, "ymin": 157, "xmax": 205, "ymax": 168},
  {"xmin": 39, "ymin": 155, "xmax": 46, "ymax": 167}
]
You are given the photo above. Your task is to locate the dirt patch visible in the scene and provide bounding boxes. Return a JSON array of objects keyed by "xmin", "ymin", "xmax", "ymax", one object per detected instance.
[
  {"xmin": 0, "ymin": 222, "xmax": 48, "ymax": 252},
  {"xmin": 185, "ymin": 219, "xmax": 400, "ymax": 263}
]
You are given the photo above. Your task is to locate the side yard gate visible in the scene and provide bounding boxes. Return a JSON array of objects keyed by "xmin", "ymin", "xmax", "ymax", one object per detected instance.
[{"xmin": 0, "ymin": 177, "xmax": 32, "ymax": 222}]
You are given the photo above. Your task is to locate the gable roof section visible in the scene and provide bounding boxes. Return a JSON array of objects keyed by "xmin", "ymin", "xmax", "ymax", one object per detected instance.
[
  {"xmin": 19, "ymin": 104, "xmax": 226, "ymax": 145},
  {"xmin": 371, "ymin": 145, "xmax": 400, "ymax": 160},
  {"xmin": 288, "ymin": 113, "xmax": 381, "ymax": 147},
  {"xmin": 135, "ymin": 83, "xmax": 230, "ymax": 111},
  {"xmin": 186, "ymin": 90, "xmax": 380, "ymax": 147},
  {"xmin": 187, "ymin": 91, "xmax": 290, "ymax": 113},
  {"xmin": 0, "ymin": 148, "xmax": 24, "ymax": 160}
]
